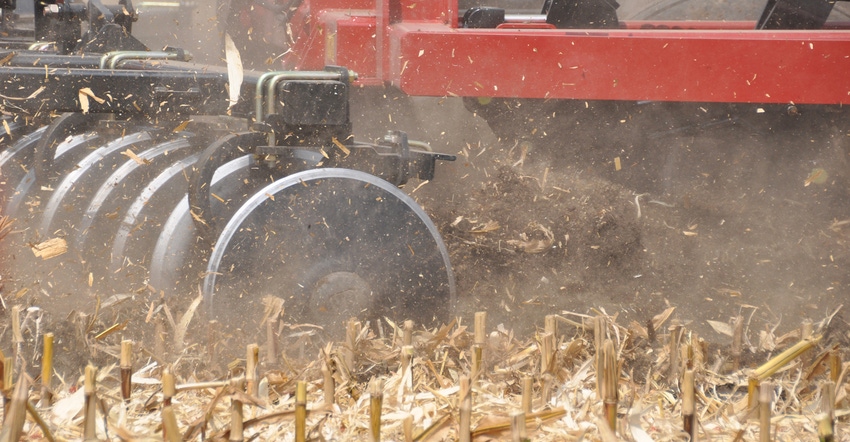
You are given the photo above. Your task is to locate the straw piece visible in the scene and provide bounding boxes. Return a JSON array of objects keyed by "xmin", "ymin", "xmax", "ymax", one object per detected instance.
[
  {"xmin": 472, "ymin": 407, "xmax": 567, "ymax": 438},
  {"xmin": 162, "ymin": 405, "xmax": 182, "ymax": 442},
  {"xmin": 10, "ymin": 306, "xmax": 22, "ymax": 375},
  {"xmin": 752, "ymin": 336, "xmax": 821, "ymax": 381},
  {"xmin": 510, "ymin": 412, "xmax": 527, "ymax": 442},
  {"xmin": 413, "ymin": 413, "xmax": 451, "ymax": 441},
  {"xmin": 685, "ymin": 341, "xmax": 692, "ymax": 372},
  {"xmin": 1, "ymin": 356, "xmax": 11, "ymax": 415},
  {"xmin": 401, "ymin": 345, "xmax": 414, "ymax": 391},
  {"xmin": 593, "ymin": 316, "xmax": 606, "ymax": 352},
  {"xmin": 323, "ymin": 361, "xmax": 335, "ymax": 407},
  {"xmin": 540, "ymin": 332, "xmax": 554, "ymax": 376},
  {"xmin": 459, "ymin": 376, "xmax": 471, "ymax": 442},
  {"xmin": 545, "ymin": 315, "xmax": 557, "ymax": 338},
  {"xmin": 162, "ymin": 367, "xmax": 183, "ymax": 442},
  {"xmin": 469, "ymin": 344, "xmax": 484, "ymax": 380},
  {"xmin": 829, "ymin": 351, "xmax": 841, "ymax": 384},
  {"xmin": 40, "ymin": 333, "xmax": 54, "ymax": 406},
  {"xmin": 120, "ymin": 340, "xmax": 133, "ymax": 402},
  {"xmin": 801, "ymin": 319, "xmax": 813, "ymax": 340},
  {"xmin": 266, "ymin": 318, "xmax": 279, "ymax": 365},
  {"xmin": 0, "ymin": 372, "xmax": 27, "ymax": 442},
  {"xmin": 748, "ymin": 377, "xmax": 760, "ymax": 412},
  {"xmin": 370, "ymin": 377, "xmax": 384, "ymax": 442},
  {"xmin": 669, "ymin": 320, "xmax": 682, "ymax": 382},
  {"xmin": 471, "ymin": 407, "xmax": 566, "ymax": 436},
  {"xmin": 246, "ymin": 344, "xmax": 259, "ymax": 397},
  {"xmin": 343, "ymin": 319, "xmax": 360, "ymax": 375},
  {"xmin": 602, "ymin": 339, "xmax": 618, "ymax": 432},
  {"xmin": 732, "ymin": 316, "xmax": 744, "ymax": 372},
  {"xmin": 683, "ymin": 368, "xmax": 696, "ymax": 440},
  {"xmin": 11, "ymin": 306, "xmax": 23, "ymax": 344},
  {"xmin": 474, "ymin": 312, "xmax": 487, "ymax": 345},
  {"xmin": 162, "ymin": 369, "xmax": 182, "ymax": 442},
  {"xmin": 593, "ymin": 316, "xmax": 606, "ymax": 400},
  {"xmin": 403, "ymin": 320, "xmax": 414, "ymax": 347},
  {"xmin": 25, "ymin": 399, "xmax": 55, "ymax": 442},
  {"xmin": 521, "ymin": 376, "xmax": 533, "ymax": 414},
  {"xmin": 646, "ymin": 317, "xmax": 656, "ymax": 343},
  {"xmin": 162, "ymin": 368, "xmax": 176, "ymax": 406},
  {"xmin": 403, "ymin": 415, "xmax": 413, "ymax": 442},
  {"xmin": 230, "ymin": 377, "xmax": 245, "ymax": 442},
  {"xmin": 817, "ymin": 412, "xmax": 834, "ymax": 442},
  {"xmin": 0, "ymin": 350, "xmax": 5, "ymax": 391},
  {"xmin": 120, "ymin": 339, "xmax": 133, "ymax": 368},
  {"xmin": 821, "ymin": 381, "xmax": 835, "ymax": 422},
  {"xmin": 759, "ymin": 382, "xmax": 772, "ymax": 442},
  {"xmin": 295, "ymin": 380, "xmax": 307, "ymax": 442},
  {"xmin": 83, "ymin": 364, "xmax": 97, "ymax": 441},
  {"xmin": 748, "ymin": 335, "xmax": 821, "ymax": 409}
]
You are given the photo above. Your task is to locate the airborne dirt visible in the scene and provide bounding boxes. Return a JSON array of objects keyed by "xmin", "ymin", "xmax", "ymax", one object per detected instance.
[
  {"xmin": 4, "ymin": 91, "xmax": 849, "ymax": 378},
  {"xmin": 3, "ymin": 1, "xmax": 850, "ymax": 379},
  {"xmin": 358, "ymin": 94, "xmax": 850, "ymax": 347},
  {"xmin": 126, "ymin": 0, "xmax": 850, "ymax": 348}
]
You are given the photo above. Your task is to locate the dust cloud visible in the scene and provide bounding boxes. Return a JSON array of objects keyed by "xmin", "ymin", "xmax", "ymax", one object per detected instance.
[
  {"xmin": 382, "ymin": 95, "xmax": 850, "ymax": 347},
  {"xmin": 2, "ymin": 1, "xmax": 849, "ymax": 377}
]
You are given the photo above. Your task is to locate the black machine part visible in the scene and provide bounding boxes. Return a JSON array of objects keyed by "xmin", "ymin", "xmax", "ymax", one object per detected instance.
[
  {"xmin": 28, "ymin": 0, "xmax": 146, "ymax": 53},
  {"xmin": 756, "ymin": 0, "xmax": 838, "ymax": 29},
  {"xmin": 0, "ymin": 1, "xmax": 458, "ymax": 331},
  {"xmin": 543, "ymin": 0, "xmax": 620, "ymax": 29},
  {"xmin": 461, "ymin": 0, "xmax": 620, "ymax": 29}
]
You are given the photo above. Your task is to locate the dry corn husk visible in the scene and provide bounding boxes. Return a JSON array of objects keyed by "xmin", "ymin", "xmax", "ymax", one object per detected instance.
[{"xmin": 0, "ymin": 308, "xmax": 846, "ymax": 441}]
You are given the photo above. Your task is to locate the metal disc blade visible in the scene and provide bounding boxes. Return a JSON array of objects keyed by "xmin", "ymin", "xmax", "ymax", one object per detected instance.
[
  {"xmin": 41, "ymin": 131, "xmax": 153, "ymax": 236},
  {"xmin": 0, "ymin": 126, "xmax": 46, "ymax": 216},
  {"xmin": 202, "ymin": 168, "xmax": 455, "ymax": 331},
  {"xmin": 148, "ymin": 154, "xmax": 257, "ymax": 294},
  {"xmin": 74, "ymin": 136, "xmax": 192, "ymax": 253}
]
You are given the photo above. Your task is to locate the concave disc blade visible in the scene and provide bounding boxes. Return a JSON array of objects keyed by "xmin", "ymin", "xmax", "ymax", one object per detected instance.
[
  {"xmin": 0, "ymin": 126, "xmax": 46, "ymax": 216},
  {"xmin": 148, "ymin": 154, "xmax": 257, "ymax": 295},
  {"xmin": 202, "ymin": 168, "xmax": 455, "ymax": 331}
]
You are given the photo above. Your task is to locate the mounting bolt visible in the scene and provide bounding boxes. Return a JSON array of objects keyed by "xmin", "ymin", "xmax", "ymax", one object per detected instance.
[
  {"xmin": 43, "ymin": 4, "xmax": 60, "ymax": 15},
  {"xmin": 786, "ymin": 104, "xmax": 800, "ymax": 116},
  {"xmin": 383, "ymin": 131, "xmax": 401, "ymax": 145}
]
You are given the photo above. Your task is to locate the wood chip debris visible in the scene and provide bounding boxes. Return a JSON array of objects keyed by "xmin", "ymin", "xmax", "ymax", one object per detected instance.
[
  {"xmin": 78, "ymin": 87, "xmax": 106, "ymax": 114},
  {"xmin": 30, "ymin": 237, "xmax": 67, "ymax": 259},
  {"xmin": 507, "ymin": 223, "xmax": 554, "ymax": 253},
  {"xmin": 469, "ymin": 220, "xmax": 500, "ymax": 234},
  {"xmin": 121, "ymin": 149, "xmax": 150, "ymax": 165},
  {"xmin": 0, "ymin": 215, "xmax": 13, "ymax": 241}
]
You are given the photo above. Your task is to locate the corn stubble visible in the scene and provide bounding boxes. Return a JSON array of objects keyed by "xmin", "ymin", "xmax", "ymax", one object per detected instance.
[{"xmin": 0, "ymin": 307, "xmax": 846, "ymax": 440}]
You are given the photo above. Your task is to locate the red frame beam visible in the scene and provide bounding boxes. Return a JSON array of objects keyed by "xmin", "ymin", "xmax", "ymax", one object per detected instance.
[
  {"xmin": 287, "ymin": 1, "xmax": 850, "ymax": 105},
  {"xmin": 389, "ymin": 25, "xmax": 850, "ymax": 104}
]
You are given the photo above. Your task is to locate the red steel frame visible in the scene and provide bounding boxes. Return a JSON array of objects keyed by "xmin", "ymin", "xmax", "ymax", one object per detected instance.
[{"xmin": 282, "ymin": 0, "xmax": 850, "ymax": 105}]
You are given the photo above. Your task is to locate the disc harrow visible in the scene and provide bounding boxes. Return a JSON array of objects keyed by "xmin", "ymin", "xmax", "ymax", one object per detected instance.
[{"xmin": 0, "ymin": 0, "xmax": 456, "ymax": 332}]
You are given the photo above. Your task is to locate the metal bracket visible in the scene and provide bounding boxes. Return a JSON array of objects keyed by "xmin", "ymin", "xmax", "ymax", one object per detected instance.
[
  {"xmin": 252, "ymin": 67, "xmax": 358, "ymax": 145},
  {"xmin": 99, "ymin": 48, "xmax": 191, "ymax": 69},
  {"xmin": 757, "ymin": 0, "xmax": 836, "ymax": 29},
  {"xmin": 34, "ymin": 0, "xmax": 143, "ymax": 53}
]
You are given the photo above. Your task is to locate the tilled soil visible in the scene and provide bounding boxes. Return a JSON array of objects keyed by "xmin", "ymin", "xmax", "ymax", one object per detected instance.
[{"xmin": 392, "ymin": 96, "xmax": 850, "ymax": 347}]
